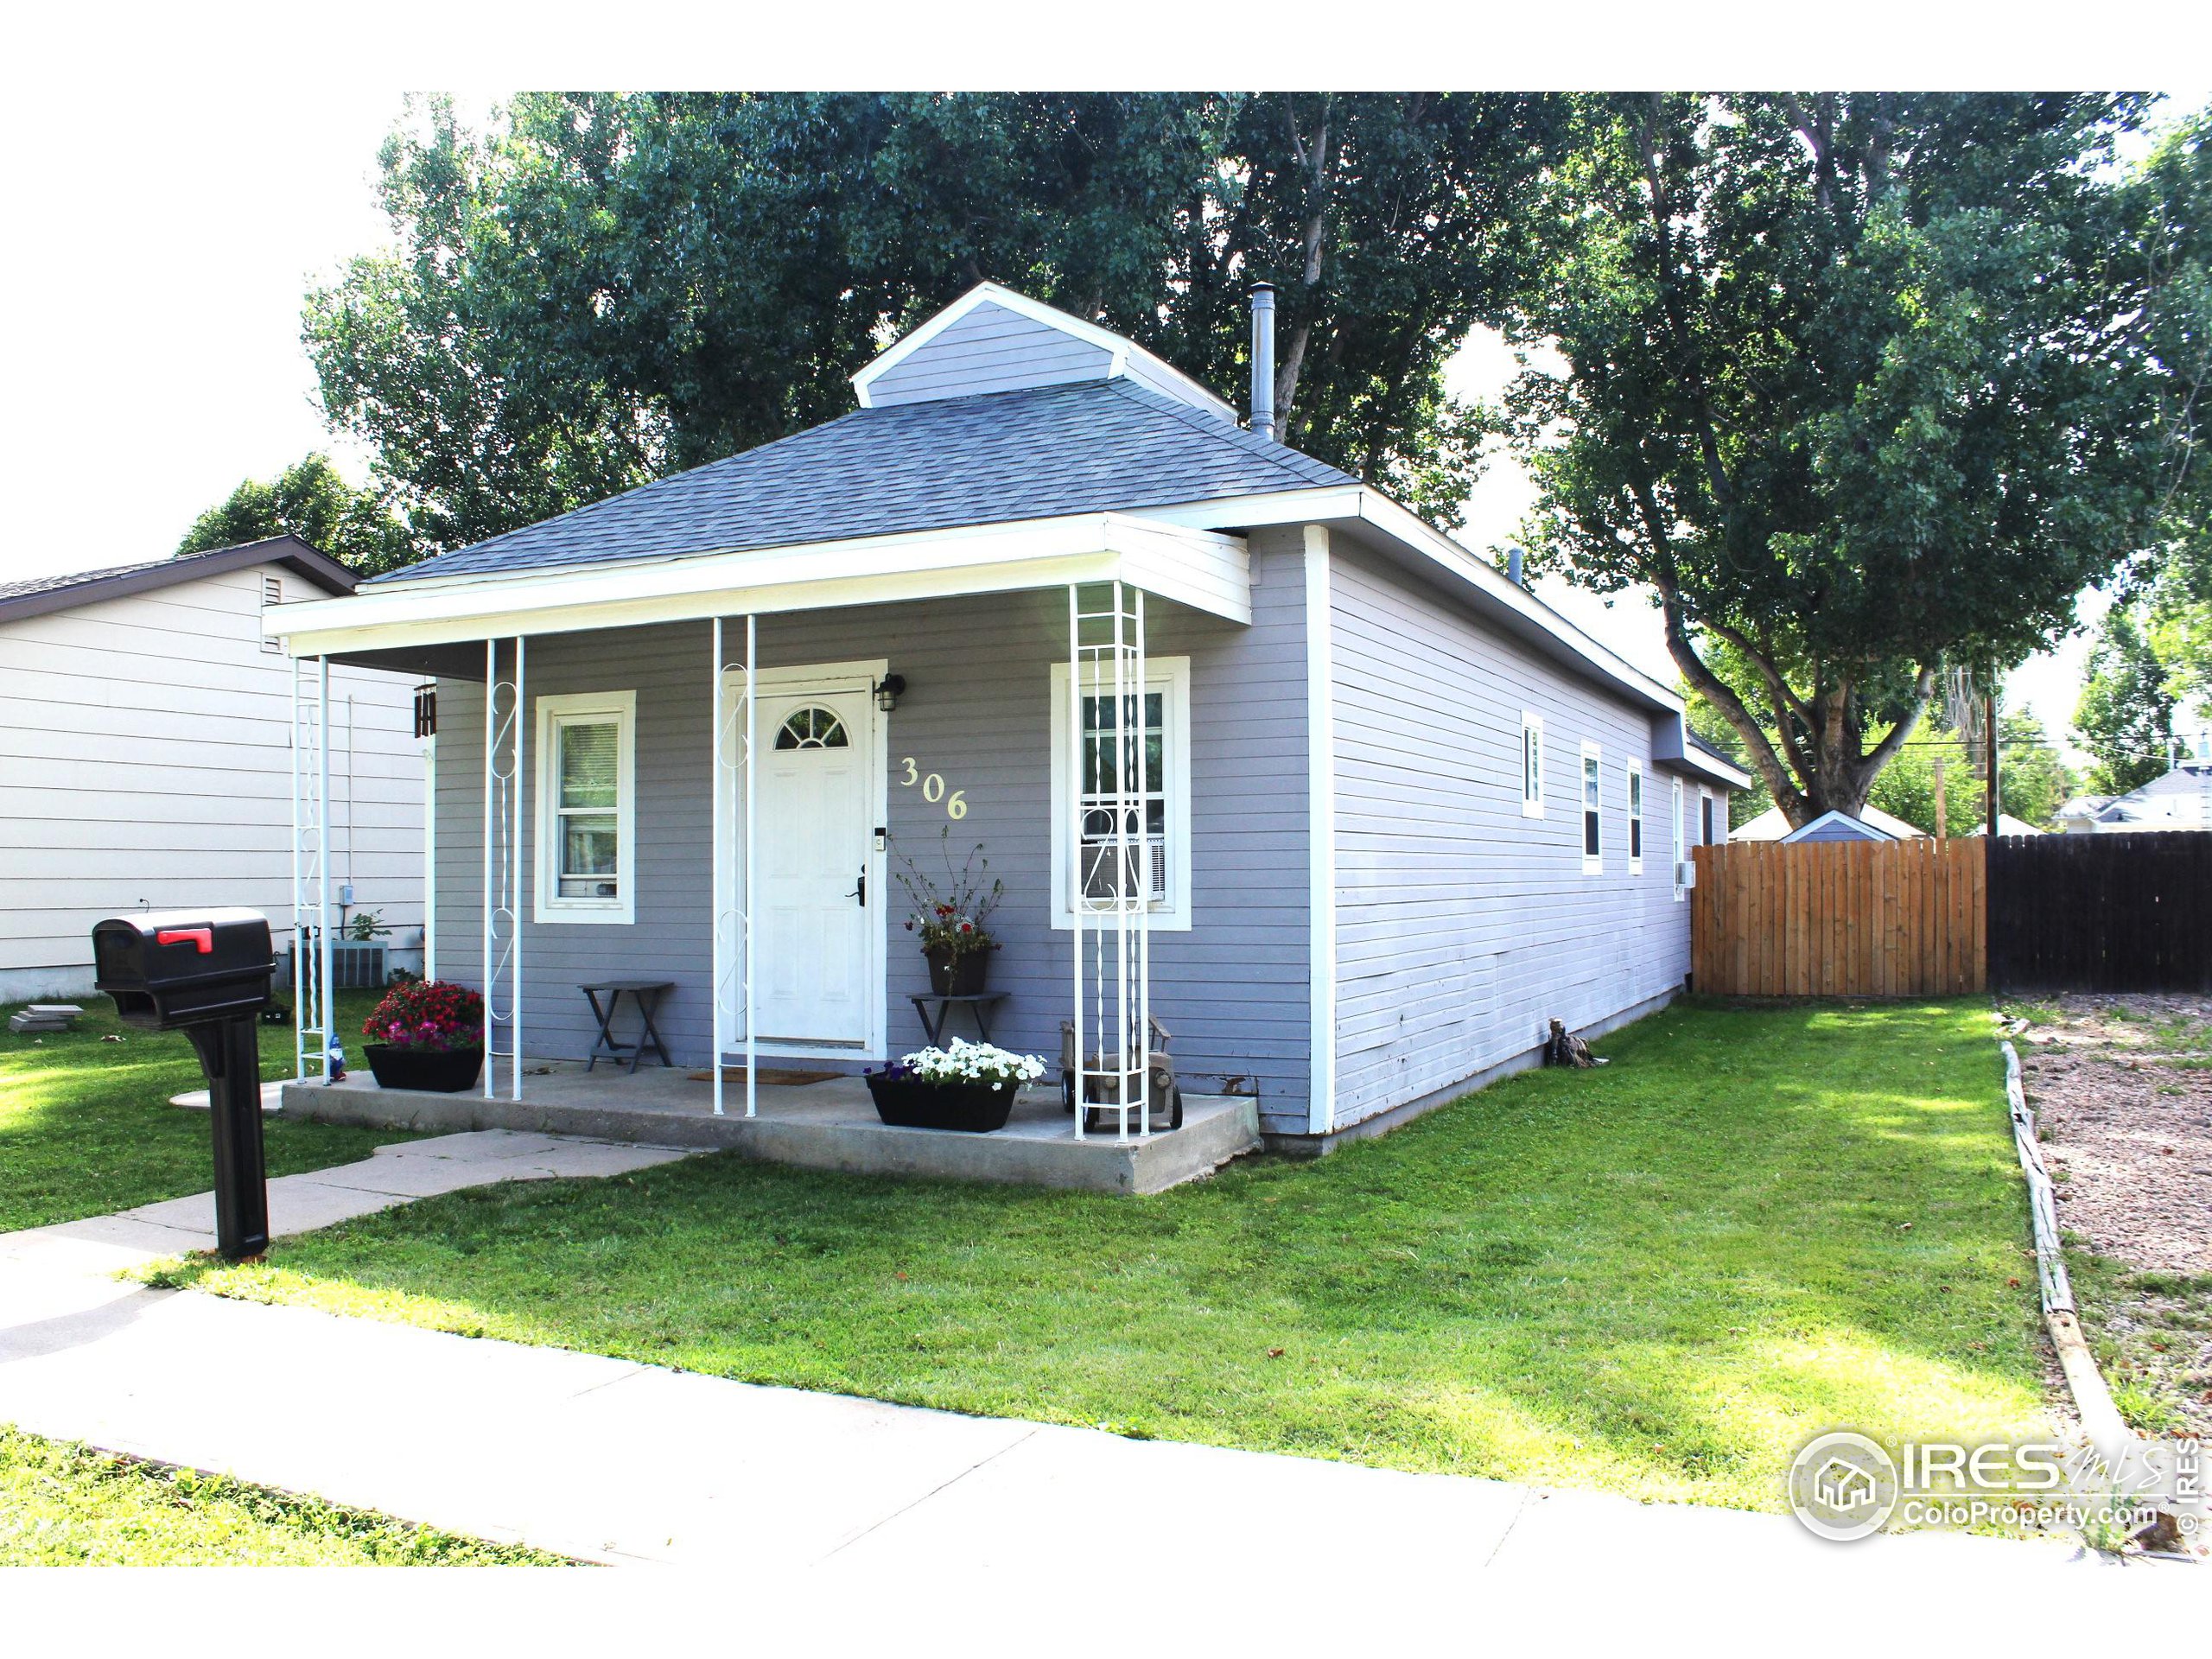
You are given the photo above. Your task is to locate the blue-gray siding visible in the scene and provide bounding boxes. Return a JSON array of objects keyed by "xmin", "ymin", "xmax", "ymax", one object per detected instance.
[
  {"xmin": 866, "ymin": 301, "xmax": 1113, "ymax": 406},
  {"xmin": 1327, "ymin": 536, "xmax": 1696, "ymax": 1128},
  {"xmin": 431, "ymin": 525, "xmax": 1315, "ymax": 1129}
]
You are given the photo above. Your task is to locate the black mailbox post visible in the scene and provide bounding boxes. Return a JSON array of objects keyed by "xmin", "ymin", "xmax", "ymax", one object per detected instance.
[{"xmin": 92, "ymin": 908, "xmax": 276, "ymax": 1260}]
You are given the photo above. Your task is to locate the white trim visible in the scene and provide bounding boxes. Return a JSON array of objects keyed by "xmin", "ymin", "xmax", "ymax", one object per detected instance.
[
  {"xmin": 422, "ymin": 738, "xmax": 437, "ymax": 977},
  {"xmin": 1048, "ymin": 655, "xmax": 1193, "ymax": 933},
  {"xmin": 1521, "ymin": 712, "xmax": 1545, "ymax": 818},
  {"xmin": 849, "ymin": 283, "xmax": 1236, "ymax": 423},
  {"xmin": 1627, "ymin": 760, "xmax": 1645, "ymax": 874},
  {"xmin": 532, "ymin": 690, "xmax": 636, "ymax": 925},
  {"xmin": 270, "ymin": 513, "xmax": 1250, "ymax": 657},
  {"xmin": 1580, "ymin": 741, "xmax": 1604, "ymax": 874},
  {"xmin": 1304, "ymin": 525, "xmax": 1336, "ymax": 1138},
  {"xmin": 717, "ymin": 658, "xmax": 890, "ymax": 1063}
]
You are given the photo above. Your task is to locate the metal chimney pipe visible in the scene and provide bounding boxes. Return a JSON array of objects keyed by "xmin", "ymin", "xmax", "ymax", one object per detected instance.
[
  {"xmin": 1507, "ymin": 546, "xmax": 1525, "ymax": 588},
  {"xmin": 1249, "ymin": 283, "xmax": 1277, "ymax": 442}
]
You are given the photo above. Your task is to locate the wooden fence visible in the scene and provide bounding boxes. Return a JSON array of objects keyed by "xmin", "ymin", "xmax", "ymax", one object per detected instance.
[
  {"xmin": 1689, "ymin": 838, "xmax": 1986, "ymax": 997},
  {"xmin": 1987, "ymin": 831, "xmax": 2212, "ymax": 992}
]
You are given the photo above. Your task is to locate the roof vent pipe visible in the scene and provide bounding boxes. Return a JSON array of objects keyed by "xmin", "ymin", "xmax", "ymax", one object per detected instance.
[
  {"xmin": 1249, "ymin": 283, "xmax": 1277, "ymax": 442},
  {"xmin": 1507, "ymin": 546, "xmax": 1525, "ymax": 588}
]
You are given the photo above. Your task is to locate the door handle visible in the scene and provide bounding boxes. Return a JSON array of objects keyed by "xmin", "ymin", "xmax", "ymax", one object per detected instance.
[{"xmin": 846, "ymin": 868, "xmax": 866, "ymax": 907}]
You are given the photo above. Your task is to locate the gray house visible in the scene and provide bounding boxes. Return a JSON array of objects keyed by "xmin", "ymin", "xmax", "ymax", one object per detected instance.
[{"xmin": 270, "ymin": 283, "xmax": 1745, "ymax": 1151}]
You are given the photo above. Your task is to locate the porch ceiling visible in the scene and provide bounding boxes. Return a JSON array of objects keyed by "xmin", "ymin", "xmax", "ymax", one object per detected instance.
[{"xmin": 266, "ymin": 512, "xmax": 1249, "ymax": 658}]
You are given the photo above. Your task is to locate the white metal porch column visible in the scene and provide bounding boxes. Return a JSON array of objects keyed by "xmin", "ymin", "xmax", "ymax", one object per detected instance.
[
  {"xmin": 482, "ymin": 637, "xmax": 524, "ymax": 1101},
  {"xmin": 289, "ymin": 655, "xmax": 333, "ymax": 1080},
  {"xmin": 1069, "ymin": 582, "xmax": 1153, "ymax": 1142},
  {"xmin": 711, "ymin": 615, "xmax": 758, "ymax": 1118}
]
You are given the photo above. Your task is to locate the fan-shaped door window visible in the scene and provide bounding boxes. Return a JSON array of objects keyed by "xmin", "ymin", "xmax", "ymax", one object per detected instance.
[{"xmin": 775, "ymin": 706, "xmax": 849, "ymax": 750}]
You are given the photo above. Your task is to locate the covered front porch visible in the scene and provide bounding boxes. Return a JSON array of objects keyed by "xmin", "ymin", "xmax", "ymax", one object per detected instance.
[
  {"xmin": 277, "ymin": 1061, "xmax": 1261, "ymax": 1196},
  {"xmin": 269, "ymin": 508, "xmax": 1316, "ymax": 1179}
]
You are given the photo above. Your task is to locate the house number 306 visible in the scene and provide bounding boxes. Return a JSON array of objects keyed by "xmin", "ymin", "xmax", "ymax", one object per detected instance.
[{"xmin": 899, "ymin": 757, "xmax": 967, "ymax": 819}]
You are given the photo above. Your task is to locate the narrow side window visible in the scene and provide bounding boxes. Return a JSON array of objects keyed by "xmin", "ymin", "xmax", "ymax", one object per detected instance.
[
  {"xmin": 1521, "ymin": 714, "xmax": 1544, "ymax": 817},
  {"xmin": 1628, "ymin": 764, "xmax": 1644, "ymax": 871},
  {"xmin": 1671, "ymin": 779, "xmax": 1686, "ymax": 900},
  {"xmin": 1580, "ymin": 743, "xmax": 1602, "ymax": 871}
]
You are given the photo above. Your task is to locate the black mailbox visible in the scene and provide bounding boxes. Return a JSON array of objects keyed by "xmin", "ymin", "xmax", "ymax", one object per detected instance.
[
  {"xmin": 92, "ymin": 906, "xmax": 276, "ymax": 1261},
  {"xmin": 92, "ymin": 908, "xmax": 275, "ymax": 1030}
]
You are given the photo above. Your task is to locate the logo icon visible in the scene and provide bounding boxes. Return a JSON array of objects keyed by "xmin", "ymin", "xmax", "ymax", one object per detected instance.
[{"xmin": 1789, "ymin": 1432, "xmax": 1899, "ymax": 1541}]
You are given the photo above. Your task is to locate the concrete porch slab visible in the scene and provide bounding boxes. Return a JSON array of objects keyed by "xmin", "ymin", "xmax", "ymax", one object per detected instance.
[{"xmin": 279, "ymin": 1065, "xmax": 1260, "ymax": 1195}]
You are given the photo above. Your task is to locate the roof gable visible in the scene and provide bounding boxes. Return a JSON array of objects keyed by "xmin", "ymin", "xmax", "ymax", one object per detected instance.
[
  {"xmin": 852, "ymin": 283, "xmax": 1237, "ymax": 423},
  {"xmin": 1782, "ymin": 809, "xmax": 1900, "ymax": 843},
  {"xmin": 0, "ymin": 537, "xmax": 353, "ymax": 626}
]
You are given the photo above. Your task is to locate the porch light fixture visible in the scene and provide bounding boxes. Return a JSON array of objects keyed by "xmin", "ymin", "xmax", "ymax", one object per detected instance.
[{"xmin": 874, "ymin": 674, "xmax": 906, "ymax": 714}]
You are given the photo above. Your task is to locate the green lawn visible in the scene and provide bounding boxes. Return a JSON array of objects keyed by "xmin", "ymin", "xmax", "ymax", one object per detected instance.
[
  {"xmin": 0, "ymin": 992, "xmax": 411, "ymax": 1233},
  {"xmin": 160, "ymin": 999, "xmax": 2050, "ymax": 1513},
  {"xmin": 0, "ymin": 1425, "xmax": 563, "ymax": 1565}
]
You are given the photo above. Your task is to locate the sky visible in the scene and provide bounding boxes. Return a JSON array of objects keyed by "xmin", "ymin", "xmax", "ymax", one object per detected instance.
[{"xmin": 0, "ymin": 77, "xmax": 2193, "ymax": 767}]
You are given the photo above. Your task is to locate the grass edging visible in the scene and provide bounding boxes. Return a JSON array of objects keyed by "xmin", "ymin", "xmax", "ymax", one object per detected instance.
[{"xmin": 1999, "ymin": 1038, "xmax": 2132, "ymax": 1460}]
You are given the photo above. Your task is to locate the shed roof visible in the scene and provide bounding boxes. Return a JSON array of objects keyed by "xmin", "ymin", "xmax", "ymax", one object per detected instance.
[{"xmin": 371, "ymin": 378, "xmax": 1355, "ymax": 587}]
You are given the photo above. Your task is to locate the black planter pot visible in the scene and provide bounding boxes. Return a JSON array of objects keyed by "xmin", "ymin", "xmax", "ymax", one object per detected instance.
[
  {"xmin": 365, "ymin": 1043, "xmax": 485, "ymax": 1094},
  {"xmin": 924, "ymin": 944, "xmax": 994, "ymax": 997},
  {"xmin": 865, "ymin": 1073, "xmax": 1019, "ymax": 1132}
]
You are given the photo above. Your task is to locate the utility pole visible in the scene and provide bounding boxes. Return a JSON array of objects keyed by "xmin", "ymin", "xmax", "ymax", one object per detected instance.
[
  {"xmin": 1985, "ymin": 693, "xmax": 2000, "ymax": 839},
  {"xmin": 1933, "ymin": 759, "xmax": 1948, "ymax": 842}
]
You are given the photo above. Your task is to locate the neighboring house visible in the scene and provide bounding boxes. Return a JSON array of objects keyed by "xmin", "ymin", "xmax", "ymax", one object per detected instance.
[
  {"xmin": 1734, "ymin": 804, "xmax": 1926, "ymax": 843},
  {"xmin": 1967, "ymin": 814, "xmax": 2044, "ymax": 837},
  {"xmin": 0, "ymin": 537, "xmax": 427, "ymax": 1001},
  {"xmin": 2056, "ymin": 733, "xmax": 2212, "ymax": 833},
  {"xmin": 268, "ymin": 283, "xmax": 1746, "ymax": 1147}
]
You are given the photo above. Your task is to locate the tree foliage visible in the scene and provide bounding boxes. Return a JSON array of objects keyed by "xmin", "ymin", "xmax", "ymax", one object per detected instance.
[
  {"xmin": 2074, "ymin": 601, "xmax": 2179, "ymax": 793},
  {"xmin": 2132, "ymin": 105, "xmax": 2212, "ymax": 721},
  {"xmin": 307, "ymin": 92, "xmax": 1567, "ymax": 552},
  {"xmin": 177, "ymin": 453, "xmax": 419, "ymax": 576},
  {"xmin": 1502, "ymin": 94, "xmax": 2162, "ymax": 828}
]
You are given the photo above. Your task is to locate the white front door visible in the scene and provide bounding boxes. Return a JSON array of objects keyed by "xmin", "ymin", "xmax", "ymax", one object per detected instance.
[{"xmin": 749, "ymin": 684, "xmax": 876, "ymax": 1047}]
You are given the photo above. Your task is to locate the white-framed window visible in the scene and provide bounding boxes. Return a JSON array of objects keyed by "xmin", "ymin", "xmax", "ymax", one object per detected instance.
[
  {"xmin": 1671, "ymin": 778, "xmax": 1686, "ymax": 900},
  {"xmin": 534, "ymin": 690, "xmax": 636, "ymax": 924},
  {"xmin": 1700, "ymin": 789, "xmax": 1716, "ymax": 847},
  {"xmin": 1580, "ymin": 741, "xmax": 1603, "ymax": 872},
  {"xmin": 1521, "ymin": 713, "xmax": 1545, "ymax": 817},
  {"xmin": 1628, "ymin": 762, "xmax": 1644, "ymax": 872},
  {"xmin": 259, "ymin": 574, "xmax": 283, "ymax": 654},
  {"xmin": 1048, "ymin": 656, "xmax": 1192, "ymax": 931}
]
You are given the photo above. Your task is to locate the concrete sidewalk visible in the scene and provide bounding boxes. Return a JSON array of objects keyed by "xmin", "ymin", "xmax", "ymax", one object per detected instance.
[{"xmin": 0, "ymin": 1131, "xmax": 2098, "ymax": 1586}]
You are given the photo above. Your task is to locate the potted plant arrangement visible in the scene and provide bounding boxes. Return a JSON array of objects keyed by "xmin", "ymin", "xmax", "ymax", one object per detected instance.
[
  {"xmin": 893, "ymin": 827, "xmax": 1004, "ymax": 995},
  {"xmin": 866, "ymin": 1039, "xmax": 1046, "ymax": 1133},
  {"xmin": 360, "ymin": 977, "xmax": 486, "ymax": 1093}
]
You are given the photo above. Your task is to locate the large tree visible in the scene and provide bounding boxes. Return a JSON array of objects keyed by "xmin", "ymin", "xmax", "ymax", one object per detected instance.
[
  {"xmin": 1503, "ymin": 94, "xmax": 2162, "ymax": 827},
  {"xmin": 2075, "ymin": 602, "xmax": 2179, "ymax": 793},
  {"xmin": 2133, "ymin": 105, "xmax": 2212, "ymax": 720},
  {"xmin": 178, "ymin": 453, "xmax": 418, "ymax": 576},
  {"xmin": 307, "ymin": 92, "xmax": 1565, "ymax": 551}
]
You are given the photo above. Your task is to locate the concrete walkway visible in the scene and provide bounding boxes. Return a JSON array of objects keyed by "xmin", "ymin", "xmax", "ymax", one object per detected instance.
[{"xmin": 0, "ymin": 1131, "xmax": 2106, "ymax": 1589}]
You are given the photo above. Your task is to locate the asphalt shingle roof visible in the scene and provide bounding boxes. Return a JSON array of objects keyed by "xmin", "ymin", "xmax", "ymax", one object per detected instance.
[
  {"xmin": 373, "ymin": 378, "xmax": 1357, "ymax": 584},
  {"xmin": 0, "ymin": 554, "xmax": 180, "ymax": 604}
]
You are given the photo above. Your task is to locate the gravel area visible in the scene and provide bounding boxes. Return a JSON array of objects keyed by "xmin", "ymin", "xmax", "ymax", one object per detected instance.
[
  {"xmin": 2011, "ymin": 994, "xmax": 2211, "ymax": 1276},
  {"xmin": 2006, "ymin": 993, "xmax": 2212, "ymax": 1443}
]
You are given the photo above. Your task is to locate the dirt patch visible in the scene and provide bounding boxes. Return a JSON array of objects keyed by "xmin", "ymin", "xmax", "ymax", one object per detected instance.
[{"xmin": 2005, "ymin": 993, "xmax": 2212, "ymax": 1439}]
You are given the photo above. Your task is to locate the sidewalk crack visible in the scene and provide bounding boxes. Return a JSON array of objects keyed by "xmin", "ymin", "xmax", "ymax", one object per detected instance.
[{"xmin": 817, "ymin": 1428, "xmax": 1039, "ymax": 1562}]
